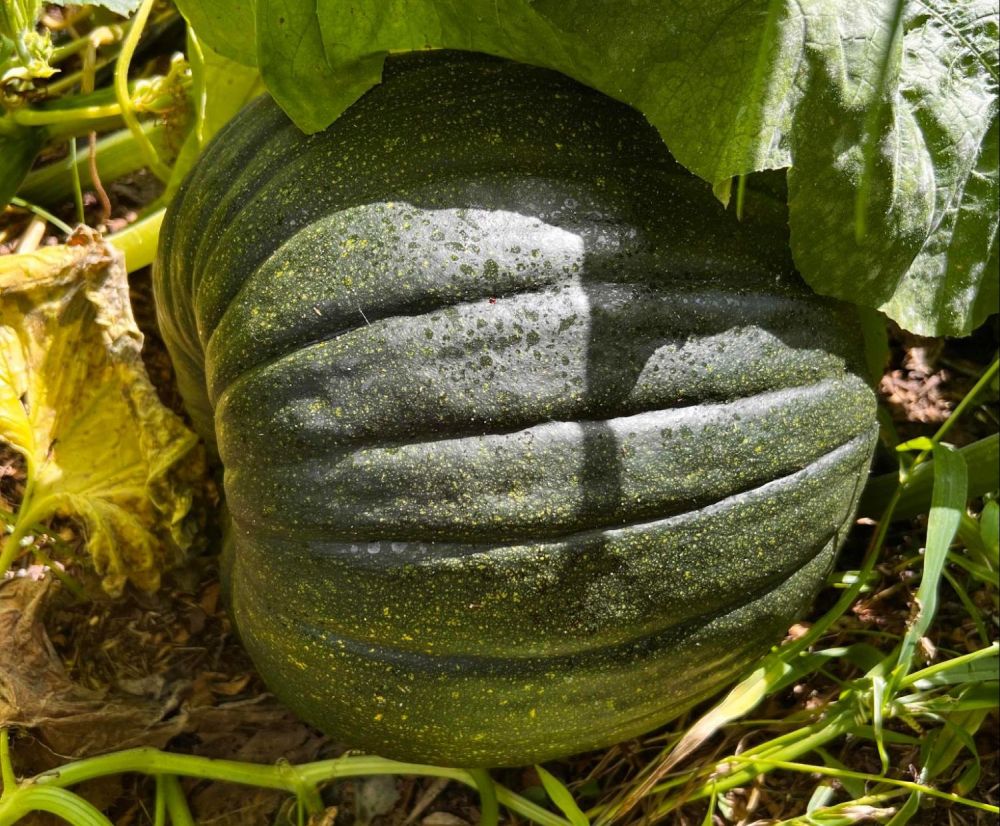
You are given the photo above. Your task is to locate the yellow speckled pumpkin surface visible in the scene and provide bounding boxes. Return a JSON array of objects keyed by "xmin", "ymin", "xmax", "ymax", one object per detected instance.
[{"xmin": 154, "ymin": 51, "xmax": 877, "ymax": 767}]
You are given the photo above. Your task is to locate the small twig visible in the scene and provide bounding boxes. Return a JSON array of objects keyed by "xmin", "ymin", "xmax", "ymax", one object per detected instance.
[
  {"xmin": 403, "ymin": 776, "xmax": 450, "ymax": 824},
  {"xmin": 76, "ymin": 41, "xmax": 112, "ymax": 224},
  {"xmin": 14, "ymin": 216, "xmax": 47, "ymax": 254},
  {"xmin": 87, "ymin": 131, "xmax": 111, "ymax": 224}
]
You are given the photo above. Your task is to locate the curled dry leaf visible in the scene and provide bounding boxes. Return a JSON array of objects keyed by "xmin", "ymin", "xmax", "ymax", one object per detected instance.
[{"xmin": 0, "ymin": 227, "xmax": 204, "ymax": 595}]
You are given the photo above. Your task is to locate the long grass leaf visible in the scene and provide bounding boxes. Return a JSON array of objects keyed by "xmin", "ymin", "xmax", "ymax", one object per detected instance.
[
  {"xmin": 892, "ymin": 444, "xmax": 968, "ymax": 686},
  {"xmin": 884, "ymin": 791, "xmax": 920, "ymax": 826},
  {"xmin": 980, "ymin": 500, "xmax": 999, "ymax": 563},
  {"xmin": 535, "ymin": 766, "xmax": 589, "ymax": 826},
  {"xmin": 903, "ymin": 642, "xmax": 998, "ymax": 689},
  {"xmin": 814, "ymin": 747, "xmax": 866, "ymax": 799},
  {"xmin": 921, "ymin": 709, "xmax": 988, "ymax": 783}
]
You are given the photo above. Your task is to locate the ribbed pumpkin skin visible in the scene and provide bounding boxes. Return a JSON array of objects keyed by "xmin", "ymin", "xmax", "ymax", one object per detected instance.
[{"xmin": 155, "ymin": 52, "xmax": 877, "ymax": 767}]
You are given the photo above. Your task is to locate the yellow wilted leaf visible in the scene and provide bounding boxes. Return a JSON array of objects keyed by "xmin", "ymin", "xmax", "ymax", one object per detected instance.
[{"xmin": 0, "ymin": 228, "xmax": 204, "ymax": 595}]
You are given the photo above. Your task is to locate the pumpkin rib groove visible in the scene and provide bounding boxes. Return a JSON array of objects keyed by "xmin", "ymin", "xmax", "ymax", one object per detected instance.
[
  {"xmin": 230, "ymin": 537, "xmax": 837, "ymax": 765},
  {"xmin": 230, "ymin": 453, "xmax": 856, "ymax": 658},
  {"xmin": 240, "ymin": 536, "xmax": 836, "ymax": 668},
  {"xmin": 248, "ymin": 532, "xmax": 838, "ymax": 666},
  {"xmin": 207, "ymin": 277, "xmax": 844, "ymax": 409},
  {"xmin": 187, "ymin": 158, "xmax": 685, "ymax": 341},
  {"xmin": 185, "ymin": 117, "xmax": 328, "ymax": 300},
  {"xmin": 223, "ymin": 387, "xmax": 874, "ymax": 544},
  {"xmin": 218, "ymin": 368, "xmax": 860, "ymax": 460},
  {"xmin": 195, "ymin": 165, "xmax": 785, "ymax": 383},
  {"xmin": 220, "ymin": 375, "xmax": 870, "ymax": 469},
  {"xmin": 227, "ymin": 426, "xmax": 874, "ymax": 551},
  {"xmin": 235, "ymin": 515, "xmax": 845, "ymax": 661},
  {"xmin": 167, "ymin": 102, "xmax": 302, "ymax": 340}
]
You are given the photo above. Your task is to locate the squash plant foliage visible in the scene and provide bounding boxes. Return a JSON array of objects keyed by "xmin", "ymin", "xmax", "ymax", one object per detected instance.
[{"xmin": 173, "ymin": 0, "xmax": 1000, "ymax": 339}]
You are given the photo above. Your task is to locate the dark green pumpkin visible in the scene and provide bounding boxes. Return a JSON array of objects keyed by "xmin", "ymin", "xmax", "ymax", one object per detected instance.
[{"xmin": 154, "ymin": 51, "xmax": 877, "ymax": 767}]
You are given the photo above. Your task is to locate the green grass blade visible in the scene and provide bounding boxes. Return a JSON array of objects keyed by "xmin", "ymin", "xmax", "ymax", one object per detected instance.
[
  {"xmin": 884, "ymin": 791, "xmax": 920, "ymax": 826},
  {"xmin": 921, "ymin": 709, "xmax": 988, "ymax": 786},
  {"xmin": 859, "ymin": 434, "xmax": 997, "ymax": 522},
  {"xmin": 872, "ymin": 674, "xmax": 891, "ymax": 773},
  {"xmin": 536, "ymin": 766, "xmax": 589, "ymax": 826},
  {"xmin": 814, "ymin": 747, "xmax": 866, "ymax": 799},
  {"xmin": 980, "ymin": 500, "xmax": 999, "ymax": 562},
  {"xmin": 942, "ymin": 567, "xmax": 991, "ymax": 644},
  {"xmin": 891, "ymin": 443, "xmax": 968, "ymax": 688},
  {"xmin": 469, "ymin": 769, "xmax": 499, "ymax": 826},
  {"xmin": 907, "ymin": 681, "xmax": 1000, "ymax": 714}
]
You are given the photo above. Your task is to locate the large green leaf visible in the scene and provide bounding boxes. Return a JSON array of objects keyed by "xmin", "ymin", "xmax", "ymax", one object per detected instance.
[
  {"xmin": 175, "ymin": 0, "xmax": 998, "ymax": 337},
  {"xmin": 48, "ymin": 0, "xmax": 142, "ymax": 17},
  {"xmin": 173, "ymin": 0, "xmax": 257, "ymax": 66},
  {"xmin": 788, "ymin": 1, "xmax": 999, "ymax": 337},
  {"xmin": 0, "ymin": 120, "xmax": 43, "ymax": 210}
]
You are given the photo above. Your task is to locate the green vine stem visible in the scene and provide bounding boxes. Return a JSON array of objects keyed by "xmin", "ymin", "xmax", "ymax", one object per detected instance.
[
  {"xmin": 161, "ymin": 775, "xmax": 195, "ymax": 826},
  {"xmin": 153, "ymin": 775, "xmax": 166, "ymax": 826},
  {"xmin": 7, "ymin": 195, "xmax": 73, "ymax": 234},
  {"xmin": 0, "ymin": 786, "xmax": 112, "ymax": 826},
  {"xmin": 44, "ymin": 6, "xmax": 178, "ymax": 97},
  {"xmin": 0, "ymin": 730, "xmax": 15, "ymax": 798},
  {"xmin": 10, "ymin": 101, "xmax": 121, "ymax": 127},
  {"xmin": 107, "ymin": 207, "xmax": 164, "ymax": 271},
  {"xmin": 114, "ymin": 0, "xmax": 171, "ymax": 182},
  {"xmin": 50, "ymin": 24, "xmax": 126, "ymax": 63},
  {"xmin": 0, "ymin": 477, "xmax": 37, "ymax": 580},
  {"xmin": 69, "ymin": 136, "xmax": 85, "ymax": 222},
  {"xmin": 19, "ymin": 122, "xmax": 170, "ymax": 206},
  {"xmin": 0, "ymin": 746, "xmax": 571, "ymax": 826},
  {"xmin": 46, "ymin": 53, "xmax": 116, "ymax": 97},
  {"xmin": 929, "ymin": 357, "xmax": 999, "ymax": 447}
]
